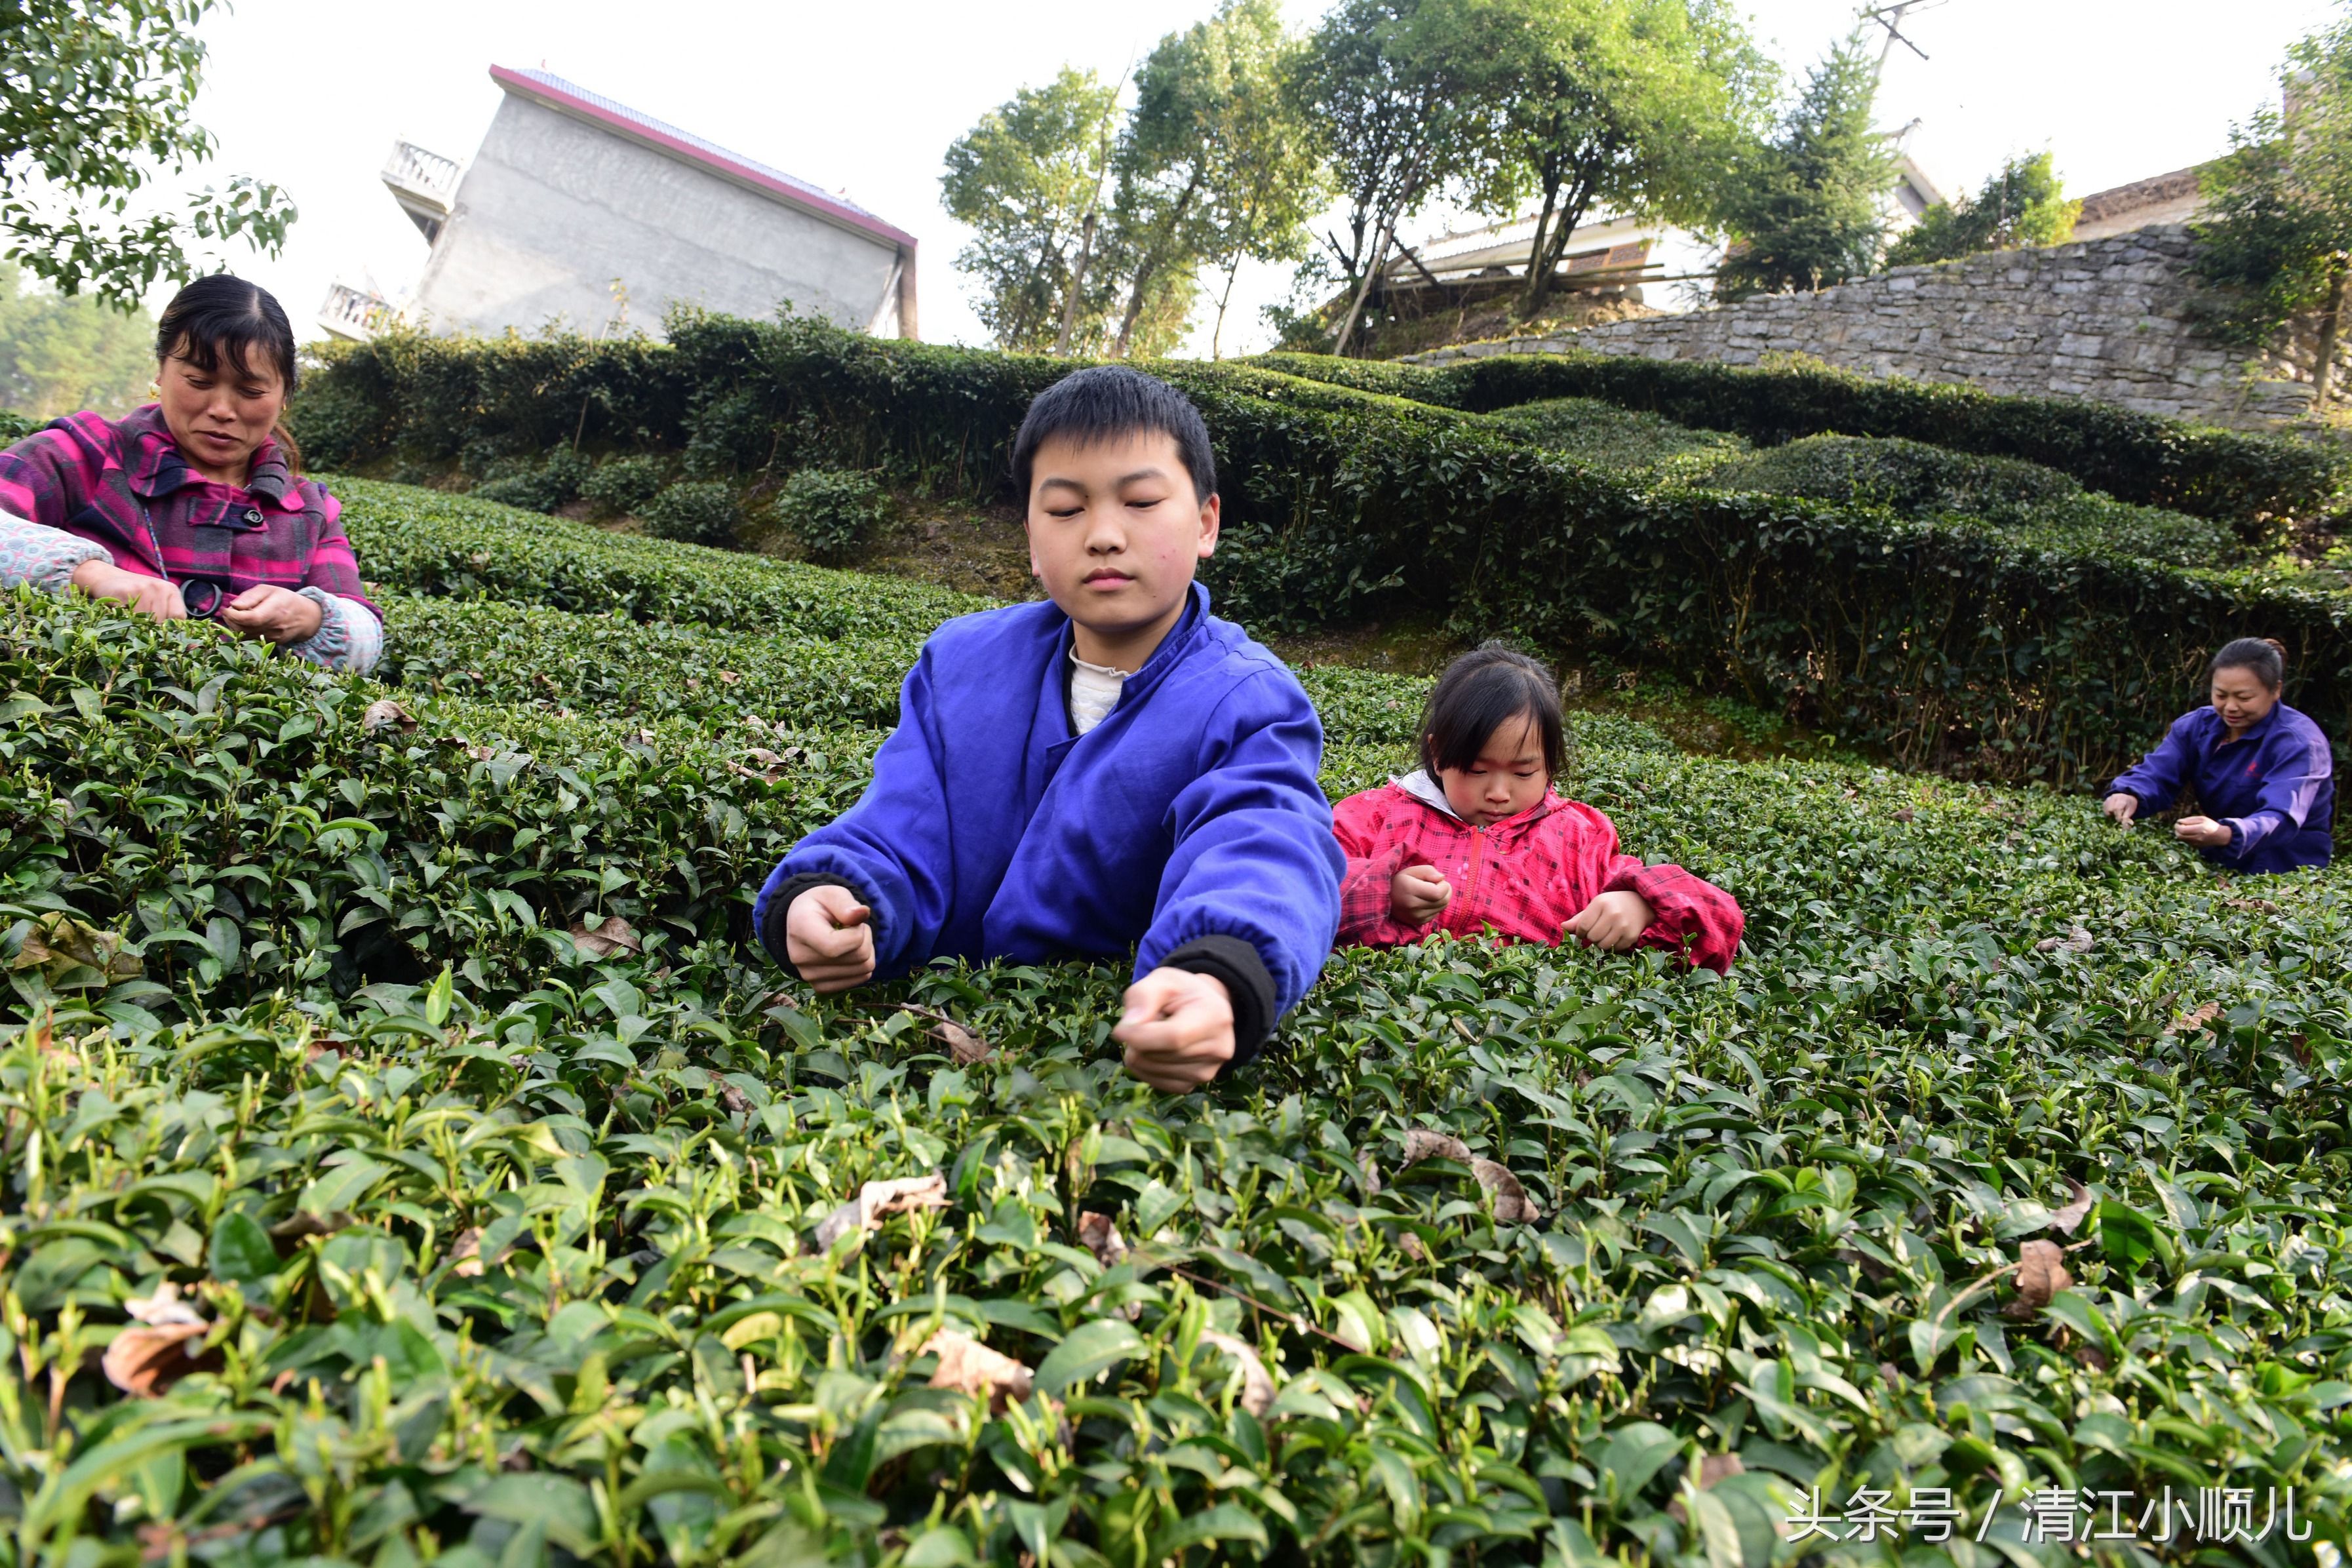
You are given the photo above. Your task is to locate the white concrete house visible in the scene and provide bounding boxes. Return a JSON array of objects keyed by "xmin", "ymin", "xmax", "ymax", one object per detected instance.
[{"xmin": 324, "ymin": 66, "xmax": 918, "ymax": 342}]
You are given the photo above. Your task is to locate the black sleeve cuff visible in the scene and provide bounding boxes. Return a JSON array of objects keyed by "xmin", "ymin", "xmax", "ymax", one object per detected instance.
[
  {"xmin": 759, "ymin": 873, "xmax": 861, "ymax": 977},
  {"xmin": 1164, "ymin": 933, "xmax": 1279, "ymax": 1076}
]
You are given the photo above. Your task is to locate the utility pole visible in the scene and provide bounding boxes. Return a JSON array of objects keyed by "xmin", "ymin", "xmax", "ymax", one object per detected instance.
[{"xmin": 1861, "ymin": 1, "xmax": 1942, "ymax": 80}]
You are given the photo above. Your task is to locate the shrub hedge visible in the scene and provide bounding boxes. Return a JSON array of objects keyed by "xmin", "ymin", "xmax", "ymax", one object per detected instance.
[
  {"xmin": 1247, "ymin": 349, "xmax": 2351, "ymax": 532},
  {"xmin": 296, "ymin": 325, "xmax": 2350, "ymax": 783},
  {"xmin": 642, "ymin": 479, "xmax": 743, "ymax": 547},
  {"xmin": 775, "ymin": 467, "xmax": 893, "ymax": 565},
  {"xmin": 334, "ymin": 477, "xmax": 985, "ymax": 639},
  {"xmin": 9, "ymin": 519, "xmax": 2352, "ymax": 1562}
]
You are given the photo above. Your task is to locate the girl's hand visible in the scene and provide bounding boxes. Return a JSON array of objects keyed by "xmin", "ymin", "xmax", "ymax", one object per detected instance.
[
  {"xmin": 1390, "ymin": 863, "xmax": 1452, "ymax": 924},
  {"xmin": 785, "ymin": 884, "xmax": 876, "ymax": 991},
  {"xmin": 218, "ymin": 584, "xmax": 324, "ymax": 644},
  {"xmin": 1114, "ymin": 967, "xmax": 1234, "ymax": 1091},
  {"xmin": 1565, "ymin": 889, "xmax": 1656, "ymax": 952},
  {"xmin": 69, "ymin": 559, "xmax": 186, "ymax": 619},
  {"xmin": 2174, "ymin": 815, "xmax": 2233, "ymax": 849},
  {"xmin": 2102, "ymin": 792, "xmax": 2139, "ymax": 827}
]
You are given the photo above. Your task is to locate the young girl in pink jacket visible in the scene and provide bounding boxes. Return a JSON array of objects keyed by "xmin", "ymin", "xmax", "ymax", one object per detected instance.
[{"xmin": 1331, "ymin": 645, "xmax": 1744, "ymax": 971}]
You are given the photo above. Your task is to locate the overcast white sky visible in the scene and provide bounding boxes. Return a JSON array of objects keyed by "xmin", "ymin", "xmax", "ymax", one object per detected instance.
[{"xmin": 180, "ymin": 0, "xmax": 2340, "ymax": 355}]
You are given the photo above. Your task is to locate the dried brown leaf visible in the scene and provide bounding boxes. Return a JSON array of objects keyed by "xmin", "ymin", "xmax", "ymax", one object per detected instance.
[
  {"xmin": 2035, "ymin": 924, "xmax": 2095, "ymax": 954},
  {"xmin": 1892, "ymin": 808, "xmax": 1916, "ymax": 823},
  {"xmin": 931, "ymin": 1019, "xmax": 994, "ymax": 1065},
  {"xmin": 1469, "ymin": 1157, "xmax": 1542, "ymax": 1223},
  {"xmin": 924, "ymin": 1328, "xmax": 1032, "ymax": 1412},
  {"xmin": 2048, "ymin": 1177, "xmax": 2093, "ymax": 1238},
  {"xmin": 1698, "ymin": 1452, "xmax": 1744, "ymax": 1488},
  {"xmin": 2007, "ymin": 1238, "xmax": 2073, "ymax": 1318},
  {"xmin": 105, "ymin": 1284, "xmax": 212, "ymax": 1396},
  {"xmin": 10, "ymin": 913, "xmax": 142, "ymax": 983},
  {"xmin": 1358, "ymin": 1152, "xmax": 1382, "ymax": 1198},
  {"xmin": 104, "ymin": 1322, "xmax": 210, "ymax": 1396},
  {"xmin": 813, "ymin": 1173, "xmax": 949, "ymax": 1249},
  {"xmin": 1198, "ymin": 1329, "xmax": 1274, "ymax": 1417},
  {"xmin": 1077, "ymin": 1211, "xmax": 1128, "ymax": 1267},
  {"xmin": 269, "ymin": 1211, "xmax": 353, "ymax": 1243},
  {"xmin": 2165, "ymin": 1001, "xmax": 2223, "ymax": 1036},
  {"xmin": 361, "ymin": 699, "xmax": 416, "ymax": 734},
  {"xmin": 1401, "ymin": 1129, "xmax": 1472, "ymax": 1166},
  {"xmin": 569, "ymin": 915, "xmax": 641, "ymax": 960},
  {"xmin": 716, "ymin": 670, "xmax": 742, "ymax": 685},
  {"xmin": 446, "ymin": 1227, "xmax": 486, "ymax": 1278}
]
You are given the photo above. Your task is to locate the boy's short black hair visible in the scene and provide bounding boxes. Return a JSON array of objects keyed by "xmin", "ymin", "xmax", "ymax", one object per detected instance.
[
  {"xmin": 1011, "ymin": 366, "xmax": 1218, "ymax": 507},
  {"xmin": 1419, "ymin": 642, "xmax": 1569, "ymax": 780}
]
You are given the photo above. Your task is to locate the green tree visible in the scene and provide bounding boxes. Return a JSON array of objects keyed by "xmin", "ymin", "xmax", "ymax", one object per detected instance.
[
  {"xmin": 1712, "ymin": 31, "xmax": 1898, "ymax": 299},
  {"xmin": 2193, "ymin": 18, "xmax": 2352, "ymax": 410},
  {"xmin": 3, "ymin": 0, "xmax": 294, "ymax": 305},
  {"xmin": 1885, "ymin": 150, "xmax": 2078, "ymax": 267},
  {"xmin": 1103, "ymin": 17, "xmax": 1228, "ymax": 359},
  {"xmin": 1194, "ymin": 0, "xmax": 1329, "ymax": 357},
  {"xmin": 1460, "ymin": 0, "xmax": 1773, "ymax": 321},
  {"xmin": 0, "ymin": 261, "xmax": 156, "ymax": 416},
  {"xmin": 1108, "ymin": 0, "xmax": 1329, "ymax": 359},
  {"xmin": 941, "ymin": 68, "xmax": 1124, "ymax": 353},
  {"xmin": 1295, "ymin": 0, "xmax": 1500, "ymax": 354}
]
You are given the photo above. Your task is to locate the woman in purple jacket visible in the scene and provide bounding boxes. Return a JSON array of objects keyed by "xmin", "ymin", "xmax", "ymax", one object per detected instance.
[{"xmin": 2102, "ymin": 638, "xmax": 2333, "ymax": 874}]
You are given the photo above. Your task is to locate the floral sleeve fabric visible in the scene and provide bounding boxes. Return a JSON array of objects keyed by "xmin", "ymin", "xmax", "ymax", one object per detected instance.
[
  {"xmin": 0, "ymin": 513, "xmax": 108, "ymax": 595},
  {"xmin": 286, "ymin": 589, "xmax": 385, "ymax": 674}
]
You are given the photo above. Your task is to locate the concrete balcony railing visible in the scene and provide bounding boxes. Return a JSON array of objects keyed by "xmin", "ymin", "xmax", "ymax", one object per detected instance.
[
  {"xmin": 319, "ymin": 281, "xmax": 398, "ymax": 342},
  {"xmin": 382, "ymin": 140, "xmax": 461, "ymax": 243}
]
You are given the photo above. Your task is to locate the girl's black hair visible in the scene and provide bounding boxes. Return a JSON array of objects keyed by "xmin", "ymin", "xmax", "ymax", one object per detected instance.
[
  {"xmin": 2210, "ymin": 636, "xmax": 2288, "ymax": 691},
  {"xmin": 154, "ymin": 274, "xmax": 304, "ymax": 469},
  {"xmin": 1419, "ymin": 642, "xmax": 1569, "ymax": 780}
]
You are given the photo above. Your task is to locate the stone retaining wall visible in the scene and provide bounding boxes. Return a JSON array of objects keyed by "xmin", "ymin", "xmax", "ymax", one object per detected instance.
[{"xmin": 1403, "ymin": 225, "xmax": 2313, "ymax": 427}]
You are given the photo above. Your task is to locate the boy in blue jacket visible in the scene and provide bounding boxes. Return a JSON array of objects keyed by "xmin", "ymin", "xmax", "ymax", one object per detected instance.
[{"xmin": 754, "ymin": 366, "xmax": 1343, "ymax": 1091}]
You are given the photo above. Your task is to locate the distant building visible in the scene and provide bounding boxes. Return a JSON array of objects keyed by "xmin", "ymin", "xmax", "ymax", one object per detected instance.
[
  {"xmin": 321, "ymin": 66, "xmax": 917, "ymax": 343},
  {"xmin": 1376, "ymin": 155, "xmax": 1946, "ymax": 317},
  {"xmin": 2070, "ymin": 167, "xmax": 2206, "ymax": 242}
]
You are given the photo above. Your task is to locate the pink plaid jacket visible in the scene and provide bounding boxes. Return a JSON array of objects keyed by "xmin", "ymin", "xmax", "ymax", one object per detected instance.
[
  {"xmin": 0, "ymin": 406, "xmax": 376, "ymax": 615},
  {"xmin": 1331, "ymin": 775, "xmax": 1745, "ymax": 971}
]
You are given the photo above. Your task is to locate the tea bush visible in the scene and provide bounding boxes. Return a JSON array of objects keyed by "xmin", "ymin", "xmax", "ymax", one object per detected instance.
[
  {"xmin": 642, "ymin": 480, "xmax": 743, "ymax": 547},
  {"xmin": 1483, "ymin": 397, "xmax": 1752, "ymax": 480},
  {"xmin": 470, "ymin": 446, "xmax": 594, "ymax": 515},
  {"xmin": 6, "ymin": 480, "xmax": 2352, "ymax": 1563},
  {"xmin": 775, "ymin": 468, "xmax": 893, "ymax": 565},
  {"xmin": 581, "ymin": 454, "xmax": 671, "ymax": 517},
  {"xmin": 1249, "ymin": 349, "xmax": 2349, "ymax": 533},
  {"xmin": 291, "ymin": 323, "xmax": 2352, "ymax": 785}
]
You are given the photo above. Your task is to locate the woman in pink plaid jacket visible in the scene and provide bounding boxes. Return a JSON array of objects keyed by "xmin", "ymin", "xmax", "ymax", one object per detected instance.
[
  {"xmin": 0, "ymin": 275, "xmax": 381, "ymax": 672},
  {"xmin": 1331, "ymin": 645, "xmax": 1744, "ymax": 971}
]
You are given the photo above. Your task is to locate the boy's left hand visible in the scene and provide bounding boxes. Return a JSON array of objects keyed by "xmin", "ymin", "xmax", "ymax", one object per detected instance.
[
  {"xmin": 1114, "ymin": 966, "xmax": 1234, "ymax": 1092},
  {"xmin": 1564, "ymin": 889, "xmax": 1656, "ymax": 952}
]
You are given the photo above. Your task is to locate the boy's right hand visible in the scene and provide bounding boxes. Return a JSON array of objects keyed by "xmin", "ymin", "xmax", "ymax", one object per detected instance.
[
  {"xmin": 784, "ymin": 884, "xmax": 875, "ymax": 991},
  {"xmin": 1390, "ymin": 863, "xmax": 1452, "ymax": 925}
]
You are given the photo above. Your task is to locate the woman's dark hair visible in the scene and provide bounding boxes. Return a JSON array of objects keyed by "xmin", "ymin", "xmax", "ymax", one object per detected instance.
[
  {"xmin": 2210, "ymin": 637, "xmax": 2288, "ymax": 691},
  {"xmin": 1011, "ymin": 366, "xmax": 1217, "ymax": 506},
  {"xmin": 1419, "ymin": 642, "xmax": 1569, "ymax": 780},
  {"xmin": 154, "ymin": 273, "xmax": 304, "ymax": 469}
]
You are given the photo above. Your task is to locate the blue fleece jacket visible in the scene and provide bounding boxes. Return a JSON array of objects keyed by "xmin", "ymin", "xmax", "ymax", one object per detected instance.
[{"xmin": 753, "ymin": 583, "xmax": 1343, "ymax": 1059}]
